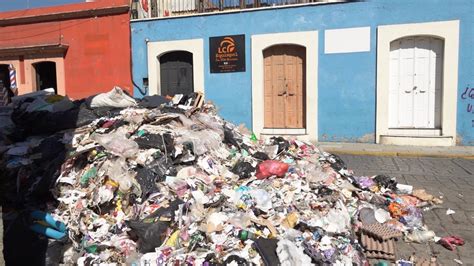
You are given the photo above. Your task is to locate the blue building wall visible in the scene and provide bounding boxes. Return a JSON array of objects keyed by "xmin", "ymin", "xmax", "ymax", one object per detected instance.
[{"xmin": 131, "ymin": 0, "xmax": 474, "ymax": 145}]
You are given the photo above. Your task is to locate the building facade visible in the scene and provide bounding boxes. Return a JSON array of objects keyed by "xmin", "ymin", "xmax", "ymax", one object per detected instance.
[
  {"xmin": 130, "ymin": 0, "xmax": 473, "ymax": 146},
  {"xmin": 0, "ymin": 0, "xmax": 132, "ymax": 99}
]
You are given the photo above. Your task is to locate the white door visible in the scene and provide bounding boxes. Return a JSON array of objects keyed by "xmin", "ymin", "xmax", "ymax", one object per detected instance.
[{"xmin": 389, "ymin": 36, "xmax": 443, "ymax": 129}]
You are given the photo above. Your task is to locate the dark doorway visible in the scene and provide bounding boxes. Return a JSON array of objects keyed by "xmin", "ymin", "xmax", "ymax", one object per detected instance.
[
  {"xmin": 0, "ymin": 64, "xmax": 11, "ymax": 89},
  {"xmin": 159, "ymin": 51, "xmax": 193, "ymax": 96},
  {"xmin": 33, "ymin": 61, "xmax": 57, "ymax": 93}
]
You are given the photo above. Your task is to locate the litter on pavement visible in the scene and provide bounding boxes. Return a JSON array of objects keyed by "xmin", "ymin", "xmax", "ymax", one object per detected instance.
[{"xmin": 0, "ymin": 87, "xmax": 463, "ymax": 265}]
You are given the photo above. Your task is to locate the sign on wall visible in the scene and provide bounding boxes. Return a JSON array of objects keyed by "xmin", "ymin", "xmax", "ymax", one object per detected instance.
[
  {"xmin": 209, "ymin": 34, "xmax": 245, "ymax": 73},
  {"xmin": 324, "ymin": 27, "xmax": 371, "ymax": 54}
]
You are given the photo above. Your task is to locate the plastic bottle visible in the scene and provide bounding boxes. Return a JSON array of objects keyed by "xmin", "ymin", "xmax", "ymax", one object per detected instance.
[{"xmin": 237, "ymin": 230, "xmax": 258, "ymax": 241}]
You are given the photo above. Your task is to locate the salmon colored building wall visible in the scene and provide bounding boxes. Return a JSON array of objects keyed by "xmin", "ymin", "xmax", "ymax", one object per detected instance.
[{"xmin": 0, "ymin": 0, "xmax": 132, "ymax": 100}]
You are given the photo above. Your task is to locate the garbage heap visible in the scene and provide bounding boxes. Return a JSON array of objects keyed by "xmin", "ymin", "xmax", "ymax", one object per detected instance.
[{"xmin": 0, "ymin": 88, "xmax": 446, "ymax": 265}]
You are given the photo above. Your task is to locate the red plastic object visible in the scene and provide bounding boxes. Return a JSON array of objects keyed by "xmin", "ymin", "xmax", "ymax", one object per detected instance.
[
  {"xmin": 255, "ymin": 160, "xmax": 289, "ymax": 179},
  {"xmin": 438, "ymin": 236, "xmax": 465, "ymax": 251}
]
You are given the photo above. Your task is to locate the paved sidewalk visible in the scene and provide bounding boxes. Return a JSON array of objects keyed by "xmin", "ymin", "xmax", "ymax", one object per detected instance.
[
  {"xmin": 337, "ymin": 154, "xmax": 474, "ymax": 265},
  {"xmin": 319, "ymin": 142, "xmax": 474, "ymax": 159}
]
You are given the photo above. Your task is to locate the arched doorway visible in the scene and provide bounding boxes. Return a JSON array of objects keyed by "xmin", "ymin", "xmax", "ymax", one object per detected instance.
[
  {"xmin": 263, "ymin": 45, "xmax": 306, "ymax": 129},
  {"xmin": 388, "ymin": 36, "xmax": 443, "ymax": 129},
  {"xmin": 159, "ymin": 51, "xmax": 193, "ymax": 96},
  {"xmin": 33, "ymin": 61, "xmax": 57, "ymax": 93}
]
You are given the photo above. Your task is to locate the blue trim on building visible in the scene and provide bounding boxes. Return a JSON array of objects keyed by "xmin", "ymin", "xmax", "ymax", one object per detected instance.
[{"xmin": 131, "ymin": 0, "xmax": 474, "ymax": 145}]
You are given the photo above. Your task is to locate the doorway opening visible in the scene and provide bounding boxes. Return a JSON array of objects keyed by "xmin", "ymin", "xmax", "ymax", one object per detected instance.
[
  {"xmin": 388, "ymin": 36, "xmax": 443, "ymax": 133},
  {"xmin": 33, "ymin": 61, "xmax": 57, "ymax": 93},
  {"xmin": 0, "ymin": 64, "xmax": 11, "ymax": 89},
  {"xmin": 158, "ymin": 51, "xmax": 193, "ymax": 96},
  {"xmin": 263, "ymin": 44, "xmax": 306, "ymax": 129}
]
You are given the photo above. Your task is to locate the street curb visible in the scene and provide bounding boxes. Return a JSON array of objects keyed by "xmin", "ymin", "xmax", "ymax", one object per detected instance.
[{"xmin": 323, "ymin": 149, "xmax": 474, "ymax": 159}]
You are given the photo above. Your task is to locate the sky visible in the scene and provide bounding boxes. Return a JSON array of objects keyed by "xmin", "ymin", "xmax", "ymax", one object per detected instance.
[{"xmin": 0, "ymin": 0, "xmax": 84, "ymax": 12}]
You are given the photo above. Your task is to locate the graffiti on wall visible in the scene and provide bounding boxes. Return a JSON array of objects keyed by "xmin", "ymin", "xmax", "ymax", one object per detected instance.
[{"xmin": 461, "ymin": 86, "xmax": 474, "ymax": 127}]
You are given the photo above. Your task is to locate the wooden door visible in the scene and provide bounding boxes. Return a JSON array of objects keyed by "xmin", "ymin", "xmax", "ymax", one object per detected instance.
[
  {"xmin": 159, "ymin": 51, "xmax": 193, "ymax": 96},
  {"xmin": 264, "ymin": 45, "xmax": 305, "ymax": 128}
]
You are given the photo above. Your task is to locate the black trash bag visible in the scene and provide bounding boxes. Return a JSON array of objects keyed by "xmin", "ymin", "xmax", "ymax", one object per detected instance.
[
  {"xmin": 146, "ymin": 155, "xmax": 176, "ymax": 181},
  {"xmin": 253, "ymin": 238, "xmax": 279, "ymax": 266},
  {"xmin": 160, "ymin": 106, "xmax": 186, "ymax": 114},
  {"xmin": 90, "ymin": 106, "xmax": 124, "ymax": 117},
  {"xmin": 252, "ymin": 152, "xmax": 270, "ymax": 161},
  {"xmin": 172, "ymin": 142, "xmax": 196, "ymax": 165},
  {"xmin": 315, "ymin": 185, "xmax": 333, "ymax": 197},
  {"xmin": 373, "ymin": 174, "xmax": 397, "ymax": 190},
  {"xmin": 127, "ymin": 220, "xmax": 170, "ymax": 253},
  {"xmin": 25, "ymin": 135, "xmax": 66, "ymax": 205},
  {"xmin": 138, "ymin": 95, "xmax": 170, "ymax": 109},
  {"xmin": 45, "ymin": 239, "xmax": 68, "ymax": 266},
  {"xmin": 2, "ymin": 212, "xmax": 48, "ymax": 265},
  {"xmin": 135, "ymin": 133, "xmax": 174, "ymax": 154},
  {"xmin": 135, "ymin": 166, "xmax": 159, "ymax": 199},
  {"xmin": 326, "ymin": 154, "xmax": 347, "ymax": 173},
  {"xmin": 32, "ymin": 135, "xmax": 66, "ymax": 162},
  {"xmin": 231, "ymin": 161, "xmax": 255, "ymax": 179},
  {"xmin": 223, "ymin": 127, "xmax": 241, "ymax": 148},
  {"xmin": 270, "ymin": 137, "xmax": 289, "ymax": 154},
  {"xmin": 147, "ymin": 199, "xmax": 184, "ymax": 219},
  {"xmin": 203, "ymin": 253, "xmax": 220, "ymax": 266},
  {"xmin": 11, "ymin": 101, "xmax": 98, "ymax": 136},
  {"xmin": 26, "ymin": 155, "xmax": 66, "ymax": 206},
  {"xmin": 223, "ymin": 255, "xmax": 250, "ymax": 266},
  {"xmin": 76, "ymin": 105, "xmax": 100, "ymax": 128},
  {"xmin": 251, "ymin": 207, "xmax": 267, "ymax": 217},
  {"xmin": 294, "ymin": 222, "xmax": 324, "ymax": 241},
  {"xmin": 127, "ymin": 199, "xmax": 183, "ymax": 253}
]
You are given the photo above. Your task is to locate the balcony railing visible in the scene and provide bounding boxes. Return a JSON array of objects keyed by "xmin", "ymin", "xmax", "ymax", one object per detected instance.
[{"xmin": 131, "ymin": 0, "xmax": 343, "ymax": 19}]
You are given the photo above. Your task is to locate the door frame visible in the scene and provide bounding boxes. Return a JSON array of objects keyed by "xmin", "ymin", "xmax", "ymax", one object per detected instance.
[
  {"xmin": 389, "ymin": 36, "xmax": 443, "ymax": 130},
  {"xmin": 251, "ymin": 31, "xmax": 318, "ymax": 141},
  {"xmin": 376, "ymin": 20, "xmax": 459, "ymax": 145},
  {"xmin": 147, "ymin": 38, "xmax": 204, "ymax": 95},
  {"xmin": 33, "ymin": 61, "xmax": 58, "ymax": 92},
  {"xmin": 28, "ymin": 56, "xmax": 65, "ymax": 95}
]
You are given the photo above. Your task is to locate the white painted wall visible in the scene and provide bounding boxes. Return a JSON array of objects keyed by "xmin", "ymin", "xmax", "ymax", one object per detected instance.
[{"xmin": 324, "ymin": 27, "xmax": 371, "ymax": 54}]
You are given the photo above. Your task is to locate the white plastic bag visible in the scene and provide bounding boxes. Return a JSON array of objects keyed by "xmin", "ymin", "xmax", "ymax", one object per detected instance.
[
  {"xmin": 92, "ymin": 128, "xmax": 139, "ymax": 158},
  {"xmin": 88, "ymin": 86, "xmax": 136, "ymax": 108}
]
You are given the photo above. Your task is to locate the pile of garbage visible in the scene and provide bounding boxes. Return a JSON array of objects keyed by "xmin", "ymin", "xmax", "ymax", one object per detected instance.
[{"xmin": 0, "ymin": 87, "xmax": 459, "ymax": 265}]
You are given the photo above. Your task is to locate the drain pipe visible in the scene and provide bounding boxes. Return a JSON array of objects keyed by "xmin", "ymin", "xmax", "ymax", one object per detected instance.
[{"xmin": 129, "ymin": 0, "xmax": 148, "ymax": 97}]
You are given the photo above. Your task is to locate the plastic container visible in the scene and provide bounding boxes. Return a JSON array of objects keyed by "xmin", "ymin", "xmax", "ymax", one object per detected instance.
[{"xmin": 237, "ymin": 230, "xmax": 258, "ymax": 241}]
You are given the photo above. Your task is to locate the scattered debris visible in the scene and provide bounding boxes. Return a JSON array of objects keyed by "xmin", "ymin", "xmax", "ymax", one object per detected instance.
[{"xmin": 0, "ymin": 88, "xmax": 449, "ymax": 265}]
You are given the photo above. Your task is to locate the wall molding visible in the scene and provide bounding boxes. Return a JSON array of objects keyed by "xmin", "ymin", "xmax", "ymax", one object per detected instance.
[
  {"xmin": 147, "ymin": 38, "xmax": 204, "ymax": 96},
  {"xmin": 376, "ymin": 20, "xmax": 460, "ymax": 146},
  {"xmin": 251, "ymin": 31, "xmax": 318, "ymax": 141}
]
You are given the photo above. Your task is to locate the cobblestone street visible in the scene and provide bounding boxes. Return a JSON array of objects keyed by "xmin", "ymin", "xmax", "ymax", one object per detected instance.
[{"xmin": 337, "ymin": 154, "xmax": 474, "ymax": 265}]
